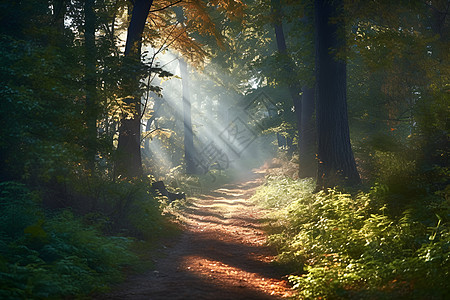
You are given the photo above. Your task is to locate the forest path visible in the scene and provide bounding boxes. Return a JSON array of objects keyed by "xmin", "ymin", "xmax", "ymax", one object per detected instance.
[{"xmin": 102, "ymin": 171, "xmax": 293, "ymax": 299}]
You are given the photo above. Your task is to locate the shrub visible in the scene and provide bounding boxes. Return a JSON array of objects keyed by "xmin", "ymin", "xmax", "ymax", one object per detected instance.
[
  {"xmin": 0, "ymin": 182, "xmax": 137, "ymax": 299},
  {"xmin": 42, "ymin": 174, "xmax": 167, "ymax": 241},
  {"xmin": 252, "ymin": 177, "xmax": 450, "ymax": 299}
]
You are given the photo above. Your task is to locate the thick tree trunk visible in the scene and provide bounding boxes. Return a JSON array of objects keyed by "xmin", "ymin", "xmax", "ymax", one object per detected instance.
[
  {"xmin": 314, "ymin": 0, "xmax": 360, "ymax": 189},
  {"xmin": 179, "ymin": 58, "xmax": 197, "ymax": 174},
  {"xmin": 271, "ymin": 0, "xmax": 316, "ymax": 177},
  {"xmin": 116, "ymin": 0, "xmax": 153, "ymax": 178},
  {"xmin": 299, "ymin": 86, "xmax": 316, "ymax": 178},
  {"xmin": 84, "ymin": 0, "xmax": 97, "ymax": 172},
  {"xmin": 117, "ymin": 118, "xmax": 142, "ymax": 177}
]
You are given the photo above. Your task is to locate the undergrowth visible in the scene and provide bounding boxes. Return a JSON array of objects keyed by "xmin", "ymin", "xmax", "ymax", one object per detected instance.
[
  {"xmin": 0, "ymin": 181, "xmax": 163, "ymax": 299},
  {"xmin": 252, "ymin": 176, "xmax": 449, "ymax": 299}
]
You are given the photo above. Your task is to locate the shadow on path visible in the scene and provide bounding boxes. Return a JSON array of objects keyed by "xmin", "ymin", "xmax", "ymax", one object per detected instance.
[{"xmin": 100, "ymin": 171, "xmax": 293, "ymax": 300}]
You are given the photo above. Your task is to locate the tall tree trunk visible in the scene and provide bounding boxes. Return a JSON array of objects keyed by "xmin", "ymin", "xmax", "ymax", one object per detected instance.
[
  {"xmin": 116, "ymin": 0, "xmax": 153, "ymax": 178},
  {"xmin": 179, "ymin": 58, "xmax": 197, "ymax": 174},
  {"xmin": 84, "ymin": 0, "xmax": 97, "ymax": 172},
  {"xmin": 174, "ymin": 7, "xmax": 197, "ymax": 174},
  {"xmin": 299, "ymin": 86, "xmax": 316, "ymax": 178},
  {"xmin": 314, "ymin": 0, "xmax": 360, "ymax": 189},
  {"xmin": 271, "ymin": 0, "xmax": 316, "ymax": 177}
]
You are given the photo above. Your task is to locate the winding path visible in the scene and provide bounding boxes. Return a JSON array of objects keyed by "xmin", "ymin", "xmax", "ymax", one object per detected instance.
[{"xmin": 103, "ymin": 172, "xmax": 293, "ymax": 299}]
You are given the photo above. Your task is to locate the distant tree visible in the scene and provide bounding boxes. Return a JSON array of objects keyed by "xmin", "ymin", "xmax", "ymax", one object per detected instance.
[
  {"xmin": 314, "ymin": 0, "xmax": 360, "ymax": 189},
  {"xmin": 174, "ymin": 7, "xmax": 198, "ymax": 174},
  {"xmin": 344, "ymin": 0, "xmax": 449, "ymax": 185},
  {"xmin": 179, "ymin": 57, "xmax": 198, "ymax": 173},
  {"xmin": 270, "ymin": 0, "xmax": 303, "ymax": 147},
  {"xmin": 271, "ymin": 0, "xmax": 316, "ymax": 178},
  {"xmin": 84, "ymin": 0, "xmax": 98, "ymax": 172}
]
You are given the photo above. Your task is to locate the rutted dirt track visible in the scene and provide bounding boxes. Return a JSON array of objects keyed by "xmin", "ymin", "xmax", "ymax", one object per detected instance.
[{"xmin": 103, "ymin": 172, "xmax": 293, "ymax": 299}]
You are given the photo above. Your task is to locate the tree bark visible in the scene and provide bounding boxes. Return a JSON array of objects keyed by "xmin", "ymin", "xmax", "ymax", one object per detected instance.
[
  {"xmin": 314, "ymin": 0, "xmax": 360, "ymax": 189},
  {"xmin": 271, "ymin": 0, "xmax": 316, "ymax": 177},
  {"xmin": 116, "ymin": 0, "xmax": 153, "ymax": 178},
  {"xmin": 299, "ymin": 85, "xmax": 316, "ymax": 178}
]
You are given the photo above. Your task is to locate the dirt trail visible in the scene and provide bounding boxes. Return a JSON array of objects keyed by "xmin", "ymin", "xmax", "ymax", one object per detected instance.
[{"xmin": 103, "ymin": 171, "xmax": 293, "ymax": 300}]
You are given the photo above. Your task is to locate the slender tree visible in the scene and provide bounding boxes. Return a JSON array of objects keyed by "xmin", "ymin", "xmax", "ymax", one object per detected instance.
[
  {"xmin": 314, "ymin": 0, "xmax": 360, "ymax": 189},
  {"xmin": 173, "ymin": 6, "xmax": 198, "ymax": 174},
  {"xmin": 84, "ymin": 0, "xmax": 97, "ymax": 172},
  {"xmin": 271, "ymin": 0, "xmax": 316, "ymax": 178},
  {"xmin": 179, "ymin": 57, "xmax": 197, "ymax": 174}
]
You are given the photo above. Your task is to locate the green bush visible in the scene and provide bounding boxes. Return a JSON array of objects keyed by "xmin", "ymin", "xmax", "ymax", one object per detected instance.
[
  {"xmin": 126, "ymin": 180, "xmax": 166, "ymax": 240},
  {"xmin": 54, "ymin": 175, "xmax": 167, "ymax": 240},
  {"xmin": 252, "ymin": 177, "xmax": 450, "ymax": 299},
  {"xmin": 0, "ymin": 182, "xmax": 137, "ymax": 299}
]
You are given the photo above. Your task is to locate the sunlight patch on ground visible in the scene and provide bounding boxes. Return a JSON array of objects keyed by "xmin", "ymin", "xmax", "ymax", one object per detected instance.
[
  {"xmin": 181, "ymin": 256, "xmax": 294, "ymax": 298},
  {"xmin": 215, "ymin": 188, "xmax": 245, "ymax": 197}
]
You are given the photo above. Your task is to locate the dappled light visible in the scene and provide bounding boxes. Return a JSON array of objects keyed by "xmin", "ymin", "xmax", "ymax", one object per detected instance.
[
  {"xmin": 101, "ymin": 174, "xmax": 293, "ymax": 299},
  {"xmin": 182, "ymin": 256, "xmax": 292, "ymax": 298}
]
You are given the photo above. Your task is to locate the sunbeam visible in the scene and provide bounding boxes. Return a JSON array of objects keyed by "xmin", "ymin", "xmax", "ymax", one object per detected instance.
[{"xmin": 141, "ymin": 50, "xmax": 278, "ymax": 182}]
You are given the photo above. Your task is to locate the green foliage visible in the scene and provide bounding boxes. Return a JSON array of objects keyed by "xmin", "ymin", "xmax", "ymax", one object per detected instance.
[
  {"xmin": 0, "ymin": 32, "xmax": 84, "ymax": 181},
  {"xmin": 346, "ymin": 0, "xmax": 449, "ymax": 191},
  {"xmin": 0, "ymin": 182, "xmax": 137, "ymax": 299},
  {"xmin": 62, "ymin": 174, "xmax": 167, "ymax": 241},
  {"xmin": 252, "ymin": 177, "xmax": 450, "ymax": 299},
  {"xmin": 353, "ymin": 131, "xmax": 448, "ymax": 218},
  {"xmin": 252, "ymin": 176, "xmax": 314, "ymax": 210},
  {"xmin": 126, "ymin": 180, "xmax": 167, "ymax": 240}
]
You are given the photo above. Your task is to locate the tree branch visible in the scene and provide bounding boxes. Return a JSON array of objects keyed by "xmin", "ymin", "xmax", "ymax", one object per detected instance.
[{"xmin": 149, "ymin": 0, "xmax": 183, "ymax": 13}]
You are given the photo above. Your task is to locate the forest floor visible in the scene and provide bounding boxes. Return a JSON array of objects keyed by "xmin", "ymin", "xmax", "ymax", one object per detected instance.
[{"xmin": 100, "ymin": 170, "xmax": 294, "ymax": 299}]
